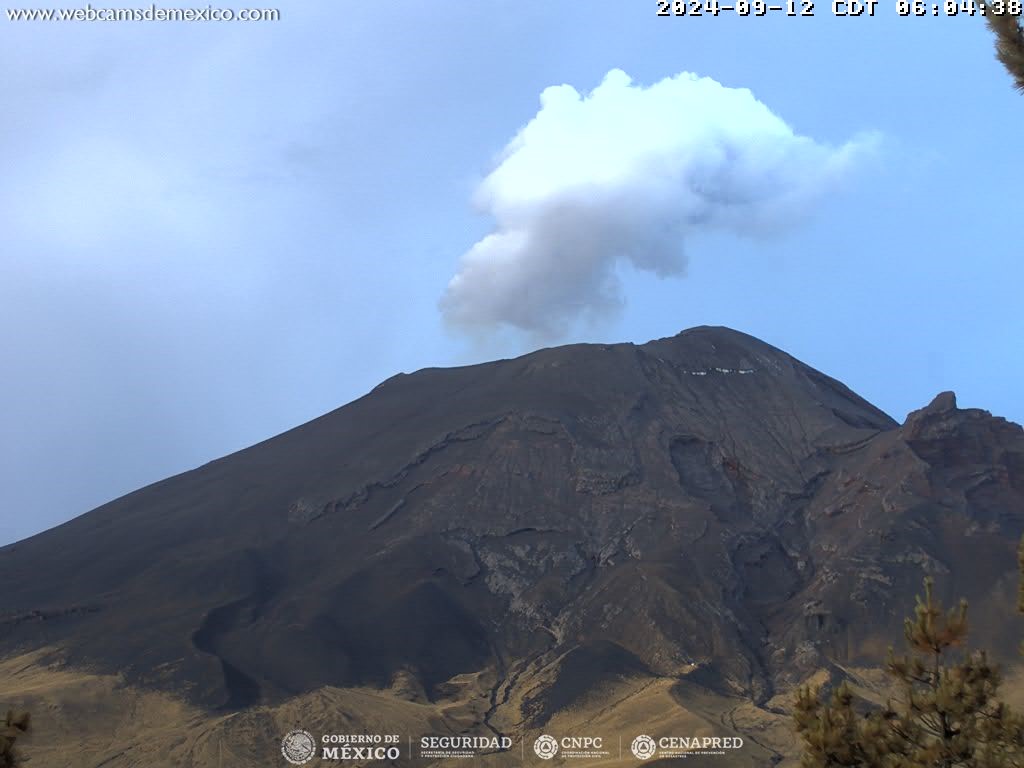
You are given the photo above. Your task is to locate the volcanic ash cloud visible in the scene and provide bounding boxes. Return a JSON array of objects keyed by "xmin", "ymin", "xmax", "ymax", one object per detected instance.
[{"xmin": 440, "ymin": 68, "xmax": 878, "ymax": 338}]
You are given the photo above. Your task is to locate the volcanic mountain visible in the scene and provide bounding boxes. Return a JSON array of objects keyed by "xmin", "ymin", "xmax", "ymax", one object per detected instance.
[{"xmin": 2, "ymin": 326, "xmax": 1022, "ymax": 767}]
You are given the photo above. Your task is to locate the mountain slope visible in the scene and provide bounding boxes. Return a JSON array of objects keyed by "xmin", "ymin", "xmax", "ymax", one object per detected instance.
[{"xmin": 1, "ymin": 326, "xmax": 1021, "ymax": 765}]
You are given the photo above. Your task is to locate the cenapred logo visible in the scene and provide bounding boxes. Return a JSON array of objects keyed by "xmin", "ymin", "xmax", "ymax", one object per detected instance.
[
  {"xmin": 534, "ymin": 734, "xmax": 559, "ymax": 760},
  {"xmin": 631, "ymin": 734, "xmax": 657, "ymax": 761},
  {"xmin": 281, "ymin": 729, "xmax": 317, "ymax": 765},
  {"xmin": 631, "ymin": 733, "xmax": 744, "ymax": 760}
]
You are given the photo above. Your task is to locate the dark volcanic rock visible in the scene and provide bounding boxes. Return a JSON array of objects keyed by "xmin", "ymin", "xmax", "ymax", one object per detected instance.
[{"xmin": 0, "ymin": 326, "xmax": 1021, "ymax": 722}]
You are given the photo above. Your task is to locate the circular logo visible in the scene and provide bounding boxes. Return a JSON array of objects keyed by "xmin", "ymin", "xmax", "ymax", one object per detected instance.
[
  {"xmin": 534, "ymin": 734, "xmax": 559, "ymax": 760},
  {"xmin": 281, "ymin": 729, "xmax": 316, "ymax": 765},
  {"xmin": 631, "ymin": 734, "xmax": 657, "ymax": 761}
]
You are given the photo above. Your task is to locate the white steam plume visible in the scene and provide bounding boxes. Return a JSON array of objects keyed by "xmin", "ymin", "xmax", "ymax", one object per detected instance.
[{"xmin": 440, "ymin": 68, "xmax": 878, "ymax": 339}]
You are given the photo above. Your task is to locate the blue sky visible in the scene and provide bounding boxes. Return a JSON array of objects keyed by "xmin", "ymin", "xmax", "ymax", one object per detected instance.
[{"xmin": 1, "ymin": 2, "xmax": 1021, "ymax": 545}]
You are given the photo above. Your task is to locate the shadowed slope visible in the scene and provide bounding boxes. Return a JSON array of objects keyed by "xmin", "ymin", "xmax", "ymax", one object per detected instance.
[{"xmin": 1, "ymin": 327, "xmax": 1020, "ymax": 753}]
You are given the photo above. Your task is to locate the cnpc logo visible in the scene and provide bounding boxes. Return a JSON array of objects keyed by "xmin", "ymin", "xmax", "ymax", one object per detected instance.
[{"xmin": 534, "ymin": 734, "xmax": 605, "ymax": 760}]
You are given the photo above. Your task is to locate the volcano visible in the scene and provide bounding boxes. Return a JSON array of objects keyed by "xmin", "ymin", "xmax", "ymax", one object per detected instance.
[{"xmin": 2, "ymin": 326, "xmax": 1022, "ymax": 767}]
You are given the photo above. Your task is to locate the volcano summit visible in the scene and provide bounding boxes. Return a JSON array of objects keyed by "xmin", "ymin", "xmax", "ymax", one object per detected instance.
[{"xmin": 1, "ymin": 326, "xmax": 1022, "ymax": 767}]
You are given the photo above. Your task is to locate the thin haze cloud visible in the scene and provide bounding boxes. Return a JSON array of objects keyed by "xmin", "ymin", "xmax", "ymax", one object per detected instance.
[{"xmin": 440, "ymin": 68, "xmax": 879, "ymax": 340}]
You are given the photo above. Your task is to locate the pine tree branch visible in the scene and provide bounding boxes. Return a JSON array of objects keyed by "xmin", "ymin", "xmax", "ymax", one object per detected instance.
[{"xmin": 985, "ymin": 5, "xmax": 1024, "ymax": 92}]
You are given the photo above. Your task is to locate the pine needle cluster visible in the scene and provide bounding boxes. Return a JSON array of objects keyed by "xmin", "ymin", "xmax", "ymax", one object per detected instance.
[
  {"xmin": 985, "ymin": 5, "xmax": 1024, "ymax": 92},
  {"xmin": 795, "ymin": 538, "xmax": 1024, "ymax": 767}
]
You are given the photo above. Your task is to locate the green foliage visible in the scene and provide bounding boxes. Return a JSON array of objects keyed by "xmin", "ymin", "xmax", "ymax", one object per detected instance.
[
  {"xmin": 793, "ymin": 681, "xmax": 904, "ymax": 767},
  {"xmin": 794, "ymin": 575, "xmax": 1024, "ymax": 767},
  {"xmin": 0, "ymin": 709, "xmax": 31, "ymax": 768}
]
